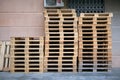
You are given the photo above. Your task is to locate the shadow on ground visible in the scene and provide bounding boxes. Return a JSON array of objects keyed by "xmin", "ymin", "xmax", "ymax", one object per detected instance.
[{"xmin": 0, "ymin": 68, "xmax": 120, "ymax": 80}]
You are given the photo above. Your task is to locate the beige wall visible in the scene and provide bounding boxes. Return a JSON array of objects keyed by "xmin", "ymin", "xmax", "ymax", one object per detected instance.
[
  {"xmin": 0, "ymin": 0, "xmax": 44, "ymax": 40},
  {"xmin": 105, "ymin": 0, "xmax": 120, "ymax": 68},
  {"xmin": 0, "ymin": 0, "xmax": 44, "ymax": 12}
]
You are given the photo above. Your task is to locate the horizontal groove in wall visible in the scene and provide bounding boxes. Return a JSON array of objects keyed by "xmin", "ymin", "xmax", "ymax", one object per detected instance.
[{"xmin": 0, "ymin": 13, "xmax": 43, "ymax": 14}]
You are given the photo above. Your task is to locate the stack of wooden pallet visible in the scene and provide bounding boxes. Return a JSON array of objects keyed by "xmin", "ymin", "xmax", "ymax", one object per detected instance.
[
  {"xmin": 10, "ymin": 37, "xmax": 44, "ymax": 72},
  {"xmin": 0, "ymin": 41, "xmax": 10, "ymax": 72},
  {"xmin": 4, "ymin": 9, "xmax": 112, "ymax": 73},
  {"xmin": 44, "ymin": 9, "xmax": 78, "ymax": 72},
  {"xmin": 78, "ymin": 13, "xmax": 112, "ymax": 72}
]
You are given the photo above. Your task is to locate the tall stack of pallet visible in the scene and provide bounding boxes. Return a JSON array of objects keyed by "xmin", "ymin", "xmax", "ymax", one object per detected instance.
[
  {"xmin": 78, "ymin": 13, "xmax": 112, "ymax": 72},
  {"xmin": 44, "ymin": 9, "xmax": 78, "ymax": 72},
  {"xmin": 10, "ymin": 37, "xmax": 44, "ymax": 72}
]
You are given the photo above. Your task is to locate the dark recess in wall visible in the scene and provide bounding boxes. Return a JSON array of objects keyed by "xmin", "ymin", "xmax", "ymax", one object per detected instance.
[{"xmin": 65, "ymin": 0, "xmax": 105, "ymax": 16}]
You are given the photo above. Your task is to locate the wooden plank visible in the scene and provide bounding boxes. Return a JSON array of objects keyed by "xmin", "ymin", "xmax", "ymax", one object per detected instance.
[
  {"xmin": 0, "ymin": 41, "xmax": 2, "ymax": 54},
  {"xmin": 44, "ymin": 9, "xmax": 60, "ymax": 14},
  {"xmin": 60, "ymin": 9, "xmax": 76, "ymax": 13},
  {"xmin": 0, "ymin": 41, "xmax": 6, "ymax": 71},
  {"xmin": 3, "ymin": 41, "xmax": 10, "ymax": 71},
  {"xmin": 0, "ymin": 41, "xmax": 3, "ymax": 70}
]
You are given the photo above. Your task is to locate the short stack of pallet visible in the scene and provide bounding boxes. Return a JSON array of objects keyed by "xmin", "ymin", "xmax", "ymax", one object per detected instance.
[
  {"xmin": 78, "ymin": 13, "xmax": 112, "ymax": 72},
  {"xmin": 10, "ymin": 37, "xmax": 44, "ymax": 72},
  {"xmin": 44, "ymin": 9, "xmax": 78, "ymax": 72},
  {"xmin": 0, "ymin": 41, "xmax": 10, "ymax": 72}
]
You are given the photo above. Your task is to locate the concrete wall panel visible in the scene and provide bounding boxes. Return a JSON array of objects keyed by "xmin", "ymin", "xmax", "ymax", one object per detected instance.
[
  {"xmin": 112, "ymin": 42, "xmax": 120, "ymax": 56},
  {"xmin": 112, "ymin": 28, "xmax": 120, "ymax": 41},
  {"xmin": 0, "ymin": 13, "xmax": 44, "ymax": 27},
  {"xmin": 0, "ymin": 27, "xmax": 44, "ymax": 40},
  {"xmin": 112, "ymin": 56, "xmax": 120, "ymax": 68},
  {"xmin": 105, "ymin": 0, "xmax": 120, "ymax": 68},
  {"xmin": 0, "ymin": 0, "xmax": 44, "ymax": 12}
]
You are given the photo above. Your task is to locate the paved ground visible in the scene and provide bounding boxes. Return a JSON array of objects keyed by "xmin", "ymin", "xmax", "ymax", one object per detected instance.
[{"xmin": 0, "ymin": 69, "xmax": 120, "ymax": 80}]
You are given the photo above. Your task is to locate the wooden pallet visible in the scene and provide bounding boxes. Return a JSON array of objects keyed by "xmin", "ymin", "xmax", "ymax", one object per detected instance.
[
  {"xmin": 78, "ymin": 24, "xmax": 110, "ymax": 29},
  {"xmin": 10, "ymin": 37, "xmax": 44, "ymax": 73},
  {"xmin": 0, "ymin": 41, "xmax": 2, "ymax": 49},
  {"xmin": 45, "ymin": 27, "xmax": 78, "ymax": 32},
  {"xmin": 3, "ymin": 41, "xmax": 10, "ymax": 71},
  {"xmin": 0, "ymin": 41, "xmax": 10, "ymax": 71},
  {"xmin": 44, "ymin": 59, "xmax": 77, "ymax": 72},
  {"xmin": 45, "ymin": 17, "xmax": 78, "ymax": 22},
  {"xmin": 44, "ymin": 9, "xmax": 60, "ymax": 13},
  {"xmin": 45, "ymin": 21, "xmax": 77, "ymax": 25},
  {"xmin": 79, "ymin": 17, "xmax": 111, "ymax": 22},
  {"xmin": 79, "ymin": 21, "xmax": 111, "ymax": 25},
  {"xmin": 44, "ymin": 68, "xmax": 77, "ymax": 72},
  {"xmin": 60, "ymin": 9, "xmax": 76, "ymax": 13},
  {"xmin": 78, "ymin": 69, "xmax": 111, "ymax": 72},
  {"xmin": 79, "ymin": 13, "xmax": 112, "ymax": 25},
  {"xmin": 44, "ymin": 9, "xmax": 76, "ymax": 17},
  {"xmin": 60, "ymin": 13, "xmax": 77, "ymax": 17},
  {"xmin": 0, "ymin": 41, "xmax": 6, "ymax": 71},
  {"xmin": 45, "ymin": 24, "xmax": 77, "ymax": 28},
  {"xmin": 44, "ymin": 9, "xmax": 60, "ymax": 17},
  {"xmin": 44, "ymin": 13, "xmax": 60, "ymax": 17},
  {"xmin": 45, "ymin": 35, "xmax": 78, "ymax": 39},
  {"xmin": 80, "ymin": 13, "xmax": 113, "ymax": 17}
]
